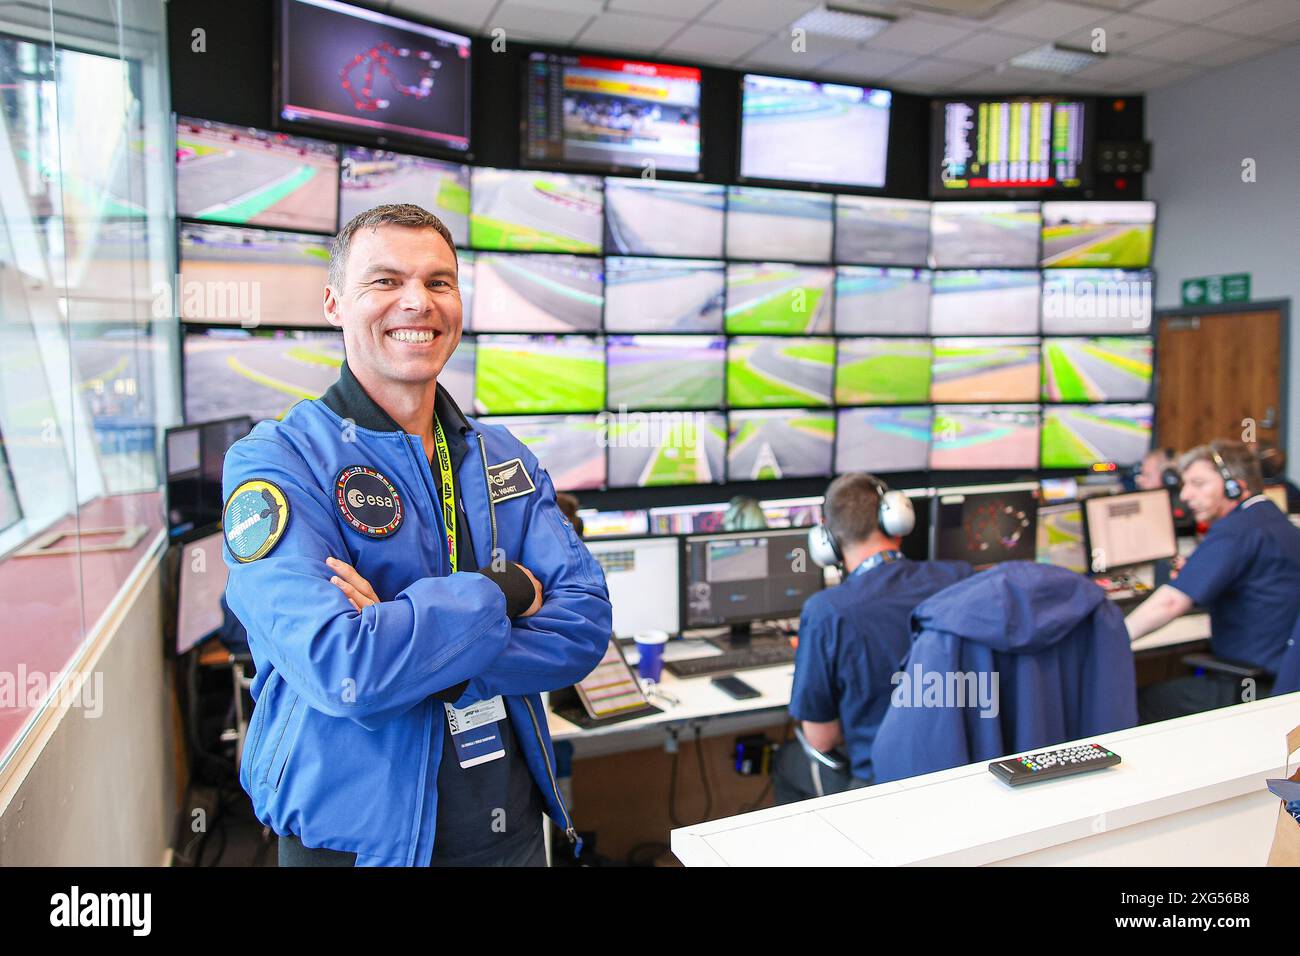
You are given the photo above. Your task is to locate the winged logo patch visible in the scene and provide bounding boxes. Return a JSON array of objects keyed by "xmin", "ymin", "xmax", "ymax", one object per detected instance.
[{"xmin": 485, "ymin": 457, "xmax": 535, "ymax": 504}]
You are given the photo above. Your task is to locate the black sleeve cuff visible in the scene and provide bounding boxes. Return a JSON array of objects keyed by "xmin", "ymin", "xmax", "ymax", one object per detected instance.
[
  {"xmin": 475, "ymin": 561, "xmax": 535, "ymax": 618},
  {"xmin": 432, "ymin": 679, "xmax": 470, "ymax": 704}
]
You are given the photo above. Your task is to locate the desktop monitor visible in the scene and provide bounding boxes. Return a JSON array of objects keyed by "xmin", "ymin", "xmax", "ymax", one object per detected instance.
[
  {"xmin": 1041, "ymin": 336, "xmax": 1152, "ymax": 402},
  {"xmin": 606, "ymin": 335, "xmax": 725, "ymax": 411},
  {"xmin": 603, "ymin": 257, "xmax": 724, "ymax": 333},
  {"xmin": 1041, "ymin": 403, "xmax": 1153, "ymax": 469},
  {"xmin": 577, "ymin": 509, "xmax": 650, "ymax": 538},
  {"xmin": 276, "ymin": 0, "xmax": 472, "ymax": 152},
  {"xmin": 469, "ymin": 168, "xmax": 604, "ymax": 254},
  {"xmin": 586, "ymin": 536, "xmax": 682, "ymax": 637},
  {"xmin": 1040, "ymin": 269, "xmax": 1153, "ymax": 334},
  {"xmin": 833, "ymin": 196, "xmax": 930, "ymax": 267},
  {"xmin": 726, "ymin": 264, "xmax": 835, "ymax": 335},
  {"xmin": 727, "ymin": 409, "xmax": 834, "ymax": 481},
  {"xmin": 928, "ymin": 201, "xmax": 1041, "ymax": 269},
  {"xmin": 339, "ymin": 146, "xmax": 470, "ymax": 244},
  {"xmin": 834, "ymin": 267, "xmax": 931, "ymax": 335},
  {"xmin": 1041, "ymin": 201, "xmax": 1156, "ymax": 268},
  {"xmin": 835, "ymin": 406, "xmax": 932, "ymax": 474},
  {"xmin": 929, "ymin": 337, "xmax": 1040, "ymax": 403},
  {"xmin": 470, "ymin": 253, "xmax": 603, "ymax": 332},
  {"xmin": 759, "ymin": 496, "xmax": 823, "ymax": 529},
  {"xmin": 178, "ymin": 223, "xmax": 332, "ymax": 328},
  {"xmin": 474, "ymin": 414, "xmax": 605, "ymax": 491},
  {"xmin": 1082, "ymin": 488, "xmax": 1177, "ymax": 573},
  {"xmin": 176, "ymin": 529, "xmax": 231, "ymax": 655},
  {"xmin": 606, "ymin": 410, "xmax": 727, "ymax": 488},
  {"xmin": 933, "ymin": 484, "xmax": 1040, "ymax": 569},
  {"xmin": 1035, "ymin": 501, "xmax": 1087, "ymax": 575},
  {"xmin": 725, "ymin": 186, "xmax": 833, "ymax": 263},
  {"xmin": 648, "ymin": 503, "xmax": 729, "ymax": 535},
  {"xmin": 175, "ymin": 116, "xmax": 339, "ymax": 234},
  {"xmin": 523, "ymin": 53, "xmax": 702, "ymax": 174},
  {"xmin": 183, "ymin": 327, "xmax": 343, "ymax": 424},
  {"xmin": 165, "ymin": 416, "xmax": 252, "ymax": 536},
  {"xmin": 727, "ymin": 337, "xmax": 834, "ymax": 407},
  {"xmin": 473, "ymin": 334, "xmax": 605, "ymax": 415},
  {"xmin": 928, "ymin": 270, "xmax": 1040, "ymax": 335},
  {"xmin": 835, "ymin": 337, "xmax": 932, "ymax": 405},
  {"xmin": 740, "ymin": 74, "xmax": 891, "ymax": 189},
  {"xmin": 603, "ymin": 178, "xmax": 725, "ymax": 258},
  {"xmin": 682, "ymin": 528, "xmax": 824, "ymax": 633}
]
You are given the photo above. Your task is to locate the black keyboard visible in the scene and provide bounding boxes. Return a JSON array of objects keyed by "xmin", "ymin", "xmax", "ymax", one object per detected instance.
[{"xmin": 664, "ymin": 643, "xmax": 796, "ymax": 678}]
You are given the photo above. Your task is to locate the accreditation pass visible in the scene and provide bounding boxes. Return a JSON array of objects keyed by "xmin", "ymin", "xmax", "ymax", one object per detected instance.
[{"xmin": 444, "ymin": 695, "xmax": 508, "ymax": 768}]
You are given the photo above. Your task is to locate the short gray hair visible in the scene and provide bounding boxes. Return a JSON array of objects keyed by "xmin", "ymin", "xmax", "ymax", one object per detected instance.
[
  {"xmin": 824, "ymin": 473, "xmax": 883, "ymax": 548},
  {"xmin": 1179, "ymin": 440, "xmax": 1263, "ymax": 496},
  {"xmin": 328, "ymin": 203, "xmax": 457, "ymax": 288}
]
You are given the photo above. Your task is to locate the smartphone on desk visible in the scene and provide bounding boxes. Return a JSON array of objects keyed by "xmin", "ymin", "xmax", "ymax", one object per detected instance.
[{"xmin": 711, "ymin": 675, "xmax": 760, "ymax": 700}]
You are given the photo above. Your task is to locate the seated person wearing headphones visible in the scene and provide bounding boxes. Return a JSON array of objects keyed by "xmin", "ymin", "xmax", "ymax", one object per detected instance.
[
  {"xmin": 1127, "ymin": 440, "xmax": 1300, "ymax": 722},
  {"xmin": 773, "ymin": 473, "xmax": 974, "ymax": 805},
  {"xmin": 1136, "ymin": 447, "xmax": 1178, "ymax": 492}
]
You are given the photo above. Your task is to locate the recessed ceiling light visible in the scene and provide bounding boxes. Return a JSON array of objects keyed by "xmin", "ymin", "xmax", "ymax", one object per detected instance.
[
  {"xmin": 1008, "ymin": 44, "xmax": 1103, "ymax": 75},
  {"xmin": 791, "ymin": 4, "xmax": 894, "ymax": 42}
]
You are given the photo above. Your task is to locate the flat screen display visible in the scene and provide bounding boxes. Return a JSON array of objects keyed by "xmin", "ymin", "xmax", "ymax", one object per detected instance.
[
  {"xmin": 339, "ymin": 146, "xmax": 469, "ymax": 243},
  {"xmin": 929, "ymin": 337, "xmax": 1040, "ymax": 403},
  {"xmin": 727, "ymin": 409, "xmax": 835, "ymax": 481},
  {"xmin": 476, "ymin": 414, "xmax": 605, "ymax": 491},
  {"xmin": 834, "ymin": 267, "xmax": 931, "ymax": 335},
  {"xmin": 1041, "ymin": 403, "xmax": 1153, "ymax": 469},
  {"xmin": 929, "ymin": 404, "xmax": 1041, "ymax": 470},
  {"xmin": 606, "ymin": 410, "xmax": 727, "ymax": 487},
  {"xmin": 835, "ymin": 338, "xmax": 931, "ymax": 405},
  {"xmin": 727, "ymin": 337, "xmax": 834, "ymax": 408},
  {"xmin": 604, "ymin": 178, "xmax": 724, "ymax": 258},
  {"xmin": 470, "ymin": 253, "xmax": 603, "ymax": 332},
  {"xmin": 470, "ymin": 168, "xmax": 604, "ymax": 254},
  {"xmin": 929, "ymin": 201, "xmax": 1041, "ymax": 268},
  {"xmin": 1040, "ymin": 268, "xmax": 1152, "ymax": 334},
  {"xmin": 183, "ymin": 327, "xmax": 342, "ymax": 423},
  {"xmin": 725, "ymin": 263, "xmax": 834, "ymax": 335},
  {"xmin": 725, "ymin": 186, "xmax": 833, "ymax": 263},
  {"xmin": 834, "ymin": 196, "xmax": 929, "ymax": 266},
  {"xmin": 473, "ymin": 334, "xmax": 604, "ymax": 414},
  {"xmin": 603, "ymin": 257, "xmax": 724, "ymax": 333},
  {"xmin": 835, "ymin": 406, "xmax": 932, "ymax": 474},
  {"xmin": 929, "ymin": 270, "xmax": 1040, "ymax": 336},
  {"xmin": 1041, "ymin": 336, "xmax": 1152, "ymax": 402},
  {"xmin": 1041, "ymin": 201, "xmax": 1155, "ymax": 268},
  {"xmin": 607, "ymin": 335, "xmax": 725, "ymax": 411}
]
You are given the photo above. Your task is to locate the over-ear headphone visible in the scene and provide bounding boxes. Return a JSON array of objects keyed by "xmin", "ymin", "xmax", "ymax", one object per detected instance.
[
  {"xmin": 808, "ymin": 475, "xmax": 916, "ymax": 569},
  {"xmin": 1159, "ymin": 448, "xmax": 1181, "ymax": 490},
  {"xmin": 1209, "ymin": 442, "xmax": 1243, "ymax": 500}
]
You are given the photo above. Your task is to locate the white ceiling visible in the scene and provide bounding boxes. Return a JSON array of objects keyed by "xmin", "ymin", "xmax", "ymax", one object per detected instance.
[{"xmin": 385, "ymin": 0, "xmax": 1300, "ymax": 94}]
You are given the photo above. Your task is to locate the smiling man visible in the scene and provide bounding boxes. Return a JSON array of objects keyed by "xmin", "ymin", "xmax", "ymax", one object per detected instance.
[{"xmin": 220, "ymin": 204, "xmax": 611, "ymax": 867}]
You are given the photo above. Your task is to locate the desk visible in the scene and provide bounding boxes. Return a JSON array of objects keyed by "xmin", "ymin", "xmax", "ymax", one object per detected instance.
[{"xmin": 671, "ymin": 692, "xmax": 1300, "ymax": 866}]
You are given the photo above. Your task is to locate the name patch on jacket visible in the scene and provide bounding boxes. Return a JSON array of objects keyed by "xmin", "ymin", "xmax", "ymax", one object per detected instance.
[
  {"xmin": 335, "ymin": 465, "xmax": 404, "ymax": 538},
  {"xmin": 486, "ymin": 458, "xmax": 535, "ymax": 504},
  {"xmin": 224, "ymin": 479, "xmax": 290, "ymax": 563}
]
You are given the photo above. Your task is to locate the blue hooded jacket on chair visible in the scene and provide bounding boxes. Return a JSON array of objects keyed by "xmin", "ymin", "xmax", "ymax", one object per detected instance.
[{"xmin": 872, "ymin": 562, "xmax": 1137, "ymax": 784}]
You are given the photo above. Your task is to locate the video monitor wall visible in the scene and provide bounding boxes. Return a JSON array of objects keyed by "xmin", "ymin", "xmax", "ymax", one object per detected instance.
[
  {"xmin": 727, "ymin": 409, "xmax": 835, "ymax": 481},
  {"xmin": 474, "ymin": 334, "xmax": 605, "ymax": 415},
  {"xmin": 176, "ymin": 117, "xmax": 340, "ymax": 234},
  {"xmin": 835, "ymin": 407, "xmax": 932, "ymax": 474},
  {"xmin": 740, "ymin": 74, "xmax": 892, "ymax": 189},
  {"xmin": 726, "ymin": 337, "xmax": 834, "ymax": 408},
  {"xmin": 524, "ymin": 52, "xmax": 702, "ymax": 174},
  {"xmin": 607, "ymin": 411, "xmax": 727, "ymax": 488},
  {"xmin": 835, "ymin": 338, "xmax": 931, "ymax": 405},
  {"xmin": 276, "ymin": 0, "xmax": 472, "ymax": 151}
]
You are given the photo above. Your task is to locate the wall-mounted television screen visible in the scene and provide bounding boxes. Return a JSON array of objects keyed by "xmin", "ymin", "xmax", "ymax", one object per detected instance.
[
  {"xmin": 1040, "ymin": 268, "xmax": 1152, "ymax": 334},
  {"xmin": 607, "ymin": 411, "xmax": 727, "ymax": 487},
  {"xmin": 725, "ymin": 186, "xmax": 833, "ymax": 263},
  {"xmin": 1041, "ymin": 336, "xmax": 1152, "ymax": 402},
  {"xmin": 929, "ymin": 337, "xmax": 1040, "ymax": 403},
  {"xmin": 1040, "ymin": 201, "xmax": 1156, "ymax": 268},
  {"xmin": 339, "ymin": 146, "xmax": 469, "ymax": 243},
  {"xmin": 604, "ymin": 257, "xmax": 724, "ymax": 333},
  {"xmin": 835, "ymin": 406, "xmax": 932, "ymax": 474},
  {"xmin": 470, "ymin": 168, "xmax": 604, "ymax": 254},
  {"xmin": 473, "ymin": 334, "xmax": 604, "ymax": 414},
  {"xmin": 929, "ymin": 270, "xmax": 1040, "ymax": 335},
  {"xmin": 727, "ymin": 337, "xmax": 834, "ymax": 408},
  {"xmin": 834, "ymin": 267, "xmax": 931, "ymax": 335},
  {"xmin": 476, "ymin": 414, "xmax": 606, "ymax": 491},
  {"xmin": 470, "ymin": 253, "xmax": 603, "ymax": 333},
  {"xmin": 1041, "ymin": 403, "xmax": 1153, "ymax": 469},
  {"xmin": 929, "ymin": 201, "xmax": 1041, "ymax": 268},
  {"xmin": 727, "ymin": 409, "xmax": 835, "ymax": 481},
  {"xmin": 604, "ymin": 178, "xmax": 724, "ymax": 258},
  {"xmin": 932, "ymin": 97, "xmax": 1088, "ymax": 196},
  {"xmin": 930, "ymin": 404, "xmax": 1041, "ymax": 470},
  {"xmin": 606, "ymin": 335, "xmax": 725, "ymax": 411},
  {"xmin": 725, "ymin": 263, "xmax": 835, "ymax": 335},
  {"xmin": 833, "ymin": 196, "xmax": 929, "ymax": 266}
]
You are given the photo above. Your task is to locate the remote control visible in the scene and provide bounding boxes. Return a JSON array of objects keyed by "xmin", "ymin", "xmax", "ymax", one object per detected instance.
[{"xmin": 989, "ymin": 743, "xmax": 1121, "ymax": 787}]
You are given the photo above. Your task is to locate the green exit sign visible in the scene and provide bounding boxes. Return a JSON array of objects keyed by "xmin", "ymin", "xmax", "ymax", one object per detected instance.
[{"xmin": 1181, "ymin": 273, "xmax": 1251, "ymax": 306}]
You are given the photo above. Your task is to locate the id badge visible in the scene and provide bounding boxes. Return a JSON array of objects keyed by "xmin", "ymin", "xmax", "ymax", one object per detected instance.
[{"xmin": 444, "ymin": 695, "xmax": 507, "ymax": 768}]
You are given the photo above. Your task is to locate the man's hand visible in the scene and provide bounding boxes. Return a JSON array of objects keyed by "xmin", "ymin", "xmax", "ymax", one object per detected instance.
[
  {"xmin": 326, "ymin": 556, "xmax": 379, "ymax": 612},
  {"xmin": 517, "ymin": 564, "xmax": 543, "ymax": 617}
]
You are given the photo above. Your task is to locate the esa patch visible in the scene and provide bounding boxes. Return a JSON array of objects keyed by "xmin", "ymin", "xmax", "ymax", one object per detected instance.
[
  {"xmin": 335, "ymin": 465, "xmax": 404, "ymax": 538},
  {"xmin": 486, "ymin": 458, "xmax": 536, "ymax": 504},
  {"xmin": 223, "ymin": 479, "xmax": 290, "ymax": 563}
]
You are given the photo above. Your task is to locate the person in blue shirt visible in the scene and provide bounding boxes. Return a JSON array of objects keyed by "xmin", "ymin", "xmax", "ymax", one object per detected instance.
[
  {"xmin": 1126, "ymin": 440, "xmax": 1300, "ymax": 723},
  {"xmin": 773, "ymin": 473, "xmax": 973, "ymax": 804},
  {"xmin": 221, "ymin": 204, "xmax": 611, "ymax": 867}
]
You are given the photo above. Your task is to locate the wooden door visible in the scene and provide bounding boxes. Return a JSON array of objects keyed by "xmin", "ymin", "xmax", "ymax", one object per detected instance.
[{"xmin": 1155, "ymin": 304, "xmax": 1285, "ymax": 453}]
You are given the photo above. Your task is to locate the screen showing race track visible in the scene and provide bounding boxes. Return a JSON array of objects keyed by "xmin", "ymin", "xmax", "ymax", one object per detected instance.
[
  {"xmin": 607, "ymin": 335, "xmax": 725, "ymax": 411},
  {"xmin": 339, "ymin": 146, "xmax": 469, "ymax": 243},
  {"xmin": 1041, "ymin": 403, "xmax": 1153, "ymax": 469},
  {"xmin": 470, "ymin": 168, "xmax": 604, "ymax": 254},
  {"xmin": 933, "ymin": 487, "xmax": 1040, "ymax": 568},
  {"xmin": 727, "ymin": 337, "xmax": 834, "ymax": 408},
  {"xmin": 929, "ymin": 270, "xmax": 1040, "ymax": 336},
  {"xmin": 835, "ymin": 406, "xmax": 932, "ymax": 474},
  {"xmin": 930, "ymin": 404, "xmax": 1041, "ymax": 471},
  {"xmin": 606, "ymin": 411, "xmax": 727, "ymax": 488},
  {"xmin": 604, "ymin": 257, "xmax": 725, "ymax": 333},
  {"xmin": 604, "ymin": 178, "xmax": 725, "ymax": 258},
  {"xmin": 834, "ymin": 196, "xmax": 930, "ymax": 266},
  {"xmin": 1040, "ymin": 268, "xmax": 1152, "ymax": 334},
  {"xmin": 1040, "ymin": 202, "xmax": 1155, "ymax": 268},
  {"xmin": 183, "ymin": 327, "xmax": 343, "ymax": 424},
  {"xmin": 726, "ymin": 409, "xmax": 834, "ymax": 482},
  {"xmin": 929, "ymin": 201, "xmax": 1041, "ymax": 268},
  {"xmin": 1036, "ymin": 501, "xmax": 1087, "ymax": 574},
  {"xmin": 525, "ymin": 52, "xmax": 702, "ymax": 174},
  {"xmin": 176, "ymin": 117, "xmax": 340, "ymax": 233},
  {"xmin": 1041, "ymin": 336, "xmax": 1152, "ymax": 403},
  {"xmin": 725, "ymin": 263, "xmax": 835, "ymax": 335},
  {"xmin": 930, "ymin": 337, "xmax": 1040, "ymax": 404},
  {"xmin": 473, "ymin": 334, "xmax": 605, "ymax": 415},
  {"xmin": 740, "ymin": 74, "xmax": 891, "ymax": 189},
  {"xmin": 470, "ymin": 253, "xmax": 603, "ymax": 332},
  {"xmin": 475, "ymin": 414, "xmax": 606, "ymax": 491},
  {"xmin": 278, "ymin": 0, "xmax": 471, "ymax": 149},
  {"xmin": 725, "ymin": 186, "xmax": 833, "ymax": 263},
  {"xmin": 834, "ymin": 267, "xmax": 932, "ymax": 335},
  {"xmin": 835, "ymin": 338, "xmax": 932, "ymax": 405}
]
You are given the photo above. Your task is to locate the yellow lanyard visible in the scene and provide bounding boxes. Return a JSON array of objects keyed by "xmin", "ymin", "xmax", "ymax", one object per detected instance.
[{"xmin": 432, "ymin": 415, "xmax": 457, "ymax": 574}]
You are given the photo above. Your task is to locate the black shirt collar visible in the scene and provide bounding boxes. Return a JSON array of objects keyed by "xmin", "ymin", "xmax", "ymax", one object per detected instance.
[{"xmin": 322, "ymin": 361, "xmax": 472, "ymax": 437}]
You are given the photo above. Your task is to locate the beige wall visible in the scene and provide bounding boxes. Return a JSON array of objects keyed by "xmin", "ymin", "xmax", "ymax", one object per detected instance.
[{"xmin": 0, "ymin": 558, "xmax": 176, "ymax": 865}]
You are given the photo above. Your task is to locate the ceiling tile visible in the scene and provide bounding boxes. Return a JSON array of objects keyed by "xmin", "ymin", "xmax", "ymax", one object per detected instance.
[
  {"xmin": 661, "ymin": 23, "xmax": 770, "ymax": 61},
  {"xmin": 389, "ymin": 0, "xmax": 494, "ymax": 32},
  {"xmin": 1130, "ymin": 0, "xmax": 1254, "ymax": 24},
  {"xmin": 888, "ymin": 56, "xmax": 982, "ymax": 86},
  {"xmin": 1071, "ymin": 52, "xmax": 1167, "ymax": 82},
  {"xmin": 1132, "ymin": 25, "xmax": 1250, "ymax": 61},
  {"xmin": 933, "ymin": 30, "xmax": 1042, "ymax": 66},
  {"xmin": 864, "ymin": 17, "xmax": 971, "ymax": 55},
  {"xmin": 701, "ymin": 0, "xmax": 820, "ymax": 33},
  {"xmin": 1201, "ymin": 0, "xmax": 1300, "ymax": 36},
  {"xmin": 739, "ymin": 33, "xmax": 861, "ymax": 73},
  {"xmin": 485, "ymin": 3, "xmax": 596, "ymax": 42},
  {"xmin": 815, "ymin": 46, "xmax": 918, "ymax": 80},
  {"xmin": 498, "ymin": 0, "xmax": 604, "ymax": 13},
  {"xmin": 1059, "ymin": 13, "xmax": 1183, "ymax": 51},
  {"xmin": 608, "ymin": 0, "xmax": 715, "ymax": 16},
  {"xmin": 1131, "ymin": 62, "xmax": 1208, "ymax": 88},
  {"xmin": 576, "ymin": 11, "xmax": 688, "ymax": 50},
  {"xmin": 1198, "ymin": 35, "xmax": 1281, "ymax": 65},
  {"xmin": 990, "ymin": 0, "xmax": 1110, "ymax": 41}
]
